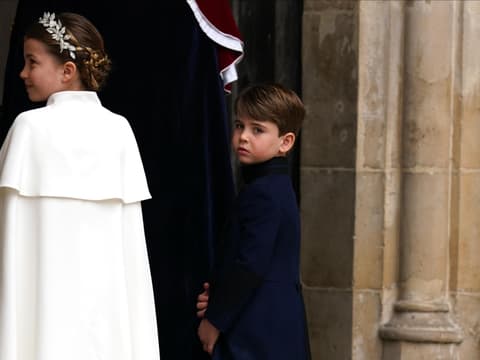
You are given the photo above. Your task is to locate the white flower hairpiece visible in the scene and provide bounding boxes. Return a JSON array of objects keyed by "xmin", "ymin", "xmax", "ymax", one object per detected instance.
[{"xmin": 38, "ymin": 12, "xmax": 77, "ymax": 59}]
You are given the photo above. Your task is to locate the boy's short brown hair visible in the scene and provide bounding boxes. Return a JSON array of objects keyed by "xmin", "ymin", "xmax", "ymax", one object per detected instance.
[{"xmin": 234, "ymin": 83, "xmax": 306, "ymax": 135}]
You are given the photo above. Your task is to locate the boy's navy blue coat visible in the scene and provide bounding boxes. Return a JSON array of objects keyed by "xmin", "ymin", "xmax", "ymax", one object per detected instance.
[{"xmin": 205, "ymin": 157, "xmax": 310, "ymax": 360}]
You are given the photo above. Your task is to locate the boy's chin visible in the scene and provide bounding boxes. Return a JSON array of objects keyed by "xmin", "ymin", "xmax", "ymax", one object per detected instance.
[
  {"xmin": 238, "ymin": 158, "xmax": 266, "ymax": 165},
  {"xmin": 237, "ymin": 156, "xmax": 257, "ymax": 165},
  {"xmin": 238, "ymin": 154, "xmax": 285, "ymax": 165}
]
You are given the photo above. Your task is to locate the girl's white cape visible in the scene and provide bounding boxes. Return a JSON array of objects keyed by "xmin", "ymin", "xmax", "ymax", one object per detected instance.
[{"xmin": 0, "ymin": 91, "xmax": 160, "ymax": 359}]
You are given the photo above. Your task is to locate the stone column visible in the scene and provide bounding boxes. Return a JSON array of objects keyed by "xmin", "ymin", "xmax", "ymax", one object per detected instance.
[
  {"xmin": 379, "ymin": 1, "xmax": 463, "ymax": 357},
  {"xmin": 355, "ymin": 1, "xmax": 404, "ymax": 358}
]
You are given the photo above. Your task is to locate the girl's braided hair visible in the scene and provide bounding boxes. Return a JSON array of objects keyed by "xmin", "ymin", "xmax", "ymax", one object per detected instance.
[{"xmin": 27, "ymin": 12, "xmax": 111, "ymax": 91}]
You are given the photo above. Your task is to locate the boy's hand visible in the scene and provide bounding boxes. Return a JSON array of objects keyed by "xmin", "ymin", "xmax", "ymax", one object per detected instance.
[
  {"xmin": 196, "ymin": 282, "xmax": 210, "ymax": 318},
  {"xmin": 198, "ymin": 318, "xmax": 219, "ymax": 355}
]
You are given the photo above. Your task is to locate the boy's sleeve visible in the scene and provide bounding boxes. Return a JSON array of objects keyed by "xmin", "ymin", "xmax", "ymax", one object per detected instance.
[{"xmin": 205, "ymin": 186, "xmax": 281, "ymax": 332}]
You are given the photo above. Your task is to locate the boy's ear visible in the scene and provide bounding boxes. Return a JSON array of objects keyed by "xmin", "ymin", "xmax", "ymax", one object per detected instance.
[{"xmin": 279, "ymin": 132, "xmax": 296, "ymax": 154}]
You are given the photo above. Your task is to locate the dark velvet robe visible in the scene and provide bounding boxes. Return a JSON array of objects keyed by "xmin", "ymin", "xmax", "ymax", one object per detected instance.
[{"xmin": 1, "ymin": 2, "xmax": 235, "ymax": 359}]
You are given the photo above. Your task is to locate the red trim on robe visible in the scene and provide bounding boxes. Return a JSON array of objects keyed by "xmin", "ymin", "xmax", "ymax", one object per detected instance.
[{"xmin": 187, "ymin": 0, "xmax": 244, "ymax": 93}]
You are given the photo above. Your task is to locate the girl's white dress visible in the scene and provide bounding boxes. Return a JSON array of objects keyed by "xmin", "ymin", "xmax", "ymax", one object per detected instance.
[{"xmin": 0, "ymin": 91, "xmax": 160, "ymax": 360}]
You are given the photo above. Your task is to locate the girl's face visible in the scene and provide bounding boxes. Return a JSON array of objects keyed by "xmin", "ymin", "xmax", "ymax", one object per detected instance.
[
  {"xmin": 20, "ymin": 38, "xmax": 67, "ymax": 102},
  {"xmin": 232, "ymin": 115, "xmax": 292, "ymax": 165}
]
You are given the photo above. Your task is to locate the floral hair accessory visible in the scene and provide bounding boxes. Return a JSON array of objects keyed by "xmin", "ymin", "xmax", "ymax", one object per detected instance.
[{"xmin": 38, "ymin": 12, "xmax": 76, "ymax": 59}]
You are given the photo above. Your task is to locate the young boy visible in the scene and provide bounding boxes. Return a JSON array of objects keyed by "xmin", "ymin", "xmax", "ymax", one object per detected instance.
[{"xmin": 197, "ymin": 83, "xmax": 310, "ymax": 359}]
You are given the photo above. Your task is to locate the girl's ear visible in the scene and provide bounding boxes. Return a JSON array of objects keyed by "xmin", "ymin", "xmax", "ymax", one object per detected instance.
[
  {"xmin": 279, "ymin": 132, "xmax": 296, "ymax": 154},
  {"xmin": 62, "ymin": 61, "xmax": 77, "ymax": 82}
]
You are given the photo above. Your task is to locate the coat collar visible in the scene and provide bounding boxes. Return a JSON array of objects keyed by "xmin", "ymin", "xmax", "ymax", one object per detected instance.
[
  {"xmin": 46, "ymin": 91, "xmax": 101, "ymax": 106},
  {"xmin": 240, "ymin": 157, "xmax": 289, "ymax": 184}
]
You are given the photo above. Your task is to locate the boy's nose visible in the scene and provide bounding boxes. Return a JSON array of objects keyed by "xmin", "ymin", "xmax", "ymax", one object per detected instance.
[{"xmin": 239, "ymin": 131, "xmax": 249, "ymax": 142}]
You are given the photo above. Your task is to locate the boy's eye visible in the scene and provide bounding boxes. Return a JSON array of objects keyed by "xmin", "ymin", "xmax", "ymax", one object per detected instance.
[
  {"xmin": 234, "ymin": 122, "xmax": 244, "ymax": 129},
  {"xmin": 253, "ymin": 127, "xmax": 263, "ymax": 134}
]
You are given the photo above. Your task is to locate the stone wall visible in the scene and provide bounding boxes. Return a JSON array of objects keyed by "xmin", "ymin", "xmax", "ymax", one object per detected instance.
[
  {"xmin": 302, "ymin": 0, "xmax": 480, "ymax": 359},
  {"xmin": 301, "ymin": 0, "xmax": 358, "ymax": 358}
]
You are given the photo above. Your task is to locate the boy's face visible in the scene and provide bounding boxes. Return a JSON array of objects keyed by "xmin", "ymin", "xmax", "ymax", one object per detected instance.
[{"xmin": 232, "ymin": 115, "xmax": 294, "ymax": 165}]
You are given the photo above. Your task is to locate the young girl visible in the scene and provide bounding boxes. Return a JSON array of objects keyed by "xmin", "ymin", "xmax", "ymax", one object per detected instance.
[{"xmin": 0, "ymin": 12, "xmax": 160, "ymax": 360}]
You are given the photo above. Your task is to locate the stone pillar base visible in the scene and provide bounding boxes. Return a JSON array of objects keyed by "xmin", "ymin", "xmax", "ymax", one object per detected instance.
[
  {"xmin": 382, "ymin": 341, "xmax": 459, "ymax": 360},
  {"xmin": 379, "ymin": 300, "xmax": 463, "ymax": 344},
  {"xmin": 380, "ymin": 300, "xmax": 462, "ymax": 359}
]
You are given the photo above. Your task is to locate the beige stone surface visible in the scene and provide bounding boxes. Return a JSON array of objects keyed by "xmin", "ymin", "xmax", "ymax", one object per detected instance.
[
  {"xmin": 449, "ymin": 170, "xmax": 460, "ymax": 291},
  {"xmin": 353, "ymin": 172, "xmax": 384, "ymax": 290},
  {"xmin": 456, "ymin": 173, "xmax": 480, "ymax": 292},
  {"xmin": 357, "ymin": 0, "xmax": 388, "ymax": 170},
  {"xmin": 383, "ymin": 342, "xmax": 459, "ymax": 360},
  {"xmin": 380, "ymin": 170, "xmax": 401, "ymax": 288},
  {"xmin": 353, "ymin": 290, "xmax": 383, "ymax": 360},
  {"xmin": 300, "ymin": 100, "xmax": 357, "ymax": 168},
  {"xmin": 303, "ymin": 288, "xmax": 353, "ymax": 360},
  {"xmin": 402, "ymin": 2, "xmax": 455, "ymax": 169},
  {"xmin": 304, "ymin": 0, "xmax": 356, "ymax": 12},
  {"xmin": 459, "ymin": 2, "xmax": 480, "ymax": 169},
  {"xmin": 300, "ymin": 167, "xmax": 355, "ymax": 288},
  {"xmin": 399, "ymin": 172, "xmax": 450, "ymax": 300},
  {"xmin": 451, "ymin": 293, "xmax": 480, "ymax": 359},
  {"xmin": 302, "ymin": 6, "xmax": 358, "ymax": 168}
]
